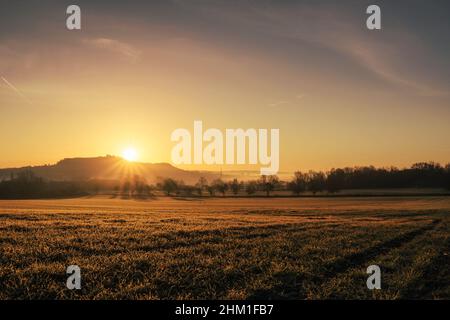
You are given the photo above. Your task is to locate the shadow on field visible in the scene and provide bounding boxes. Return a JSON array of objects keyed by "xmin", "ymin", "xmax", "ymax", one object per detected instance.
[
  {"xmin": 319, "ymin": 219, "xmax": 441, "ymax": 279},
  {"xmin": 248, "ymin": 220, "xmax": 441, "ymax": 299},
  {"xmin": 400, "ymin": 234, "xmax": 450, "ymax": 299}
]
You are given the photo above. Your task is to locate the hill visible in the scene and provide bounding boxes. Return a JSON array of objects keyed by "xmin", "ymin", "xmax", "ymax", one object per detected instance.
[{"xmin": 0, "ymin": 156, "xmax": 218, "ymax": 184}]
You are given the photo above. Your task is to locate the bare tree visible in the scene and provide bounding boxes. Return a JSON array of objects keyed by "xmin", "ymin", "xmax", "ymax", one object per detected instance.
[
  {"xmin": 307, "ymin": 171, "xmax": 326, "ymax": 195},
  {"xmin": 212, "ymin": 179, "xmax": 228, "ymax": 196},
  {"xmin": 258, "ymin": 175, "xmax": 279, "ymax": 197},
  {"xmin": 207, "ymin": 185, "xmax": 216, "ymax": 196},
  {"xmin": 122, "ymin": 180, "xmax": 131, "ymax": 197},
  {"xmin": 161, "ymin": 178, "xmax": 178, "ymax": 196},
  {"xmin": 195, "ymin": 177, "xmax": 208, "ymax": 196},
  {"xmin": 229, "ymin": 178, "xmax": 241, "ymax": 195},
  {"xmin": 287, "ymin": 171, "xmax": 307, "ymax": 196},
  {"xmin": 245, "ymin": 181, "xmax": 257, "ymax": 195}
]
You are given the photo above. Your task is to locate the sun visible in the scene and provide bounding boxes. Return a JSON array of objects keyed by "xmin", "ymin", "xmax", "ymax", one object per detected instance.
[{"xmin": 122, "ymin": 147, "xmax": 138, "ymax": 162}]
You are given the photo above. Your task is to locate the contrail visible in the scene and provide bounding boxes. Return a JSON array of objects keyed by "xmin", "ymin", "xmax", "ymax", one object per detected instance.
[{"xmin": 1, "ymin": 76, "xmax": 33, "ymax": 105}]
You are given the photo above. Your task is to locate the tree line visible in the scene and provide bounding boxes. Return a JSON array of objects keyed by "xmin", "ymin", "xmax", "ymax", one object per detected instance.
[
  {"xmin": 1, "ymin": 162, "xmax": 449, "ymax": 199},
  {"xmin": 0, "ymin": 170, "xmax": 87, "ymax": 199},
  {"xmin": 159, "ymin": 162, "xmax": 450, "ymax": 197}
]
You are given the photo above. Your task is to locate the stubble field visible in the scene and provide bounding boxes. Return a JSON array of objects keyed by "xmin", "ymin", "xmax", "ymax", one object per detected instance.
[{"xmin": 0, "ymin": 196, "xmax": 449, "ymax": 299}]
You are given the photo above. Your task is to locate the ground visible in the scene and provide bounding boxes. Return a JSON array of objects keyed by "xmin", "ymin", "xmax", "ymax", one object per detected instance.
[{"xmin": 0, "ymin": 196, "xmax": 449, "ymax": 299}]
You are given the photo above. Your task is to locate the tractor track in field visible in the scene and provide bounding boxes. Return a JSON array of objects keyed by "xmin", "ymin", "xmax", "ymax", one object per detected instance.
[
  {"xmin": 248, "ymin": 219, "xmax": 441, "ymax": 299},
  {"xmin": 399, "ymin": 233, "xmax": 450, "ymax": 299},
  {"xmin": 318, "ymin": 219, "xmax": 441, "ymax": 280}
]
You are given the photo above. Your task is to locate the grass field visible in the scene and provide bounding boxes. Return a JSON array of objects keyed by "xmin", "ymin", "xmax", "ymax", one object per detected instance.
[{"xmin": 0, "ymin": 196, "xmax": 449, "ymax": 300}]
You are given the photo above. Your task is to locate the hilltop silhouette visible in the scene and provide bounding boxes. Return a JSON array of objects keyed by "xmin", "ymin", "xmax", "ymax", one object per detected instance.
[{"xmin": 0, "ymin": 156, "xmax": 217, "ymax": 184}]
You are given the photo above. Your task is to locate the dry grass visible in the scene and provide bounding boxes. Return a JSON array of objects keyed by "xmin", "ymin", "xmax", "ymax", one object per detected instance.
[{"xmin": 0, "ymin": 196, "xmax": 449, "ymax": 299}]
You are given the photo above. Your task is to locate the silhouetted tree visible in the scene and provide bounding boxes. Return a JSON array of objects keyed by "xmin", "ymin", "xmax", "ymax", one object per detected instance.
[
  {"xmin": 287, "ymin": 171, "xmax": 307, "ymax": 196},
  {"xmin": 179, "ymin": 184, "xmax": 195, "ymax": 196},
  {"xmin": 122, "ymin": 180, "xmax": 131, "ymax": 197},
  {"xmin": 0, "ymin": 170, "xmax": 86, "ymax": 199},
  {"xmin": 258, "ymin": 175, "xmax": 279, "ymax": 197},
  {"xmin": 212, "ymin": 179, "xmax": 228, "ymax": 196},
  {"xmin": 132, "ymin": 175, "xmax": 144, "ymax": 196},
  {"xmin": 229, "ymin": 179, "xmax": 241, "ymax": 195},
  {"xmin": 195, "ymin": 177, "xmax": 208, "ymax": 196},
  {"xmin": 161, "ymin": 178, "xmax": 178, "ymax": 196},
  {"xmin": 446, "ymin": 164, "xmax": 450, "ymax": 190},
  {"xmin": 326, "ymin": 169, "xmax": 344, "ymax": 193},
  {"xmin": 207, "ymin": 185, "xmax": 216, "ymax": 196},
  {"xmin": 245, "ymin": 181, "xmax": 258, "ymax": 195},
  {"xmin": 175, "ymin": 180, "xmax": 185, "ymax": 196},
  {"xmin": 307, "ymin": 171, "xmax": 326, "ymax": 195},
  {"xmin": 143, "ymin": 184, "xmax": 153, "ymax": 197}
]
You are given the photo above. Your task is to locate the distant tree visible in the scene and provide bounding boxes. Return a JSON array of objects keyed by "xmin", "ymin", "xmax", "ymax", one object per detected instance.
[
  {"xmin": 14, "ymin": 170, "xmax": 45, "ymax": 197},
  {"xmin": 207, "ymin": 185, "xmax": 216, "ymax": 196},
  {"xmin": 287, "ymin": 171, "xmax": 307, "ymax": 196},
  {"xmin": 195, "ymin": 177, "xmax": 208, "ymax": 196},
  {"xmin": 411, "ymin": 162, "xmax": 442, "ymax": 171},
  {"xmin": 245, "ymin": 181, "xmax": 257, "ymax": 195},
  {"xmin": 258, "ymin": 175, "xmax": 279, "ymax": 197},
  {"xmin": 133, "ymin": 175, "xmax": 143, "ymax": 196},
  {"xmin": 136, "ymin": 183, "xmax": 145, "ymax": 196},
  {"xmin": 326, "ymin": 169, "xmax": 344, "ymax": 193},
  {"xmin": 307, "ymin": 171, "xmax": 326, "ymax": 195},
  {"xmin": 143, "ymin": 184, "xmax": 153, "ymax": 197},
  {"xmin": 122, "ymin": 180, "xmax": 131, "ymax": 197},
  {"xmin": 175, "ymin": 180, "xmax": 185, "ymax": 196},
  {"xmin": 0, "ymin": 170, "xmax": 93, "ymax": 199},
  {"xmin": 161, "ymin": 178, "xmax": 178, "ymax": 196},
  {"xmin": 229, "ymin": 178, "xmax": 241, "ymax": 195},
  {"xmin": 409, "ymin": 162, "xmax": 445, "ymax": 188},
  {"xmin": 446, "ymin": 164, "xmax": 450, "ymax": 190},
  {"xmin": 181, "ymin": 184, "xmax": 196, "ymax": 197},
  {"xmin": 212, "ymin": 179, "xmax": 228, "ymax": 196}
]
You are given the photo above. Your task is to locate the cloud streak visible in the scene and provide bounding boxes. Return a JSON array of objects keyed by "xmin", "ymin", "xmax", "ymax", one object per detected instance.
[
  {"xmin": 194, "ymin": 2, "xmax": 449, "ymax": 97},
  {"xmin": 83, "ymin": 38, "xmax": 141, "ymax": 62},
  {"xmin": 1, "ymin": 76, "xmax": 33, "ymax": 105}
]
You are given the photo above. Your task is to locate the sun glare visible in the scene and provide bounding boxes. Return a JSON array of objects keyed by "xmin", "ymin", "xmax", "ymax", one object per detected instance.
[{"xmin": 122, "ymin": 147, "xmax": 138, "ymax": 162}]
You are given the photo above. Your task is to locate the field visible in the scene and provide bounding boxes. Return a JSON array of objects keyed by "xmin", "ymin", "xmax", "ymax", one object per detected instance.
[{"xmin": 0, "ymin": 196, "xmax": 449, "ymax": 300}]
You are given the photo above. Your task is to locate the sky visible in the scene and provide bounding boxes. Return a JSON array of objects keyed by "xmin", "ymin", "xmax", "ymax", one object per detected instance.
[{"xmin": 0, "ymin": 0, "xmax": 449, "ymax": 172}]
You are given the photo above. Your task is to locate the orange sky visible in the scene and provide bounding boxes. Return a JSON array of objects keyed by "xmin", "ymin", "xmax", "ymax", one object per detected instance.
[{"xmin": 1, "ymin": 1, "xmax": 449, "ymax": 172}]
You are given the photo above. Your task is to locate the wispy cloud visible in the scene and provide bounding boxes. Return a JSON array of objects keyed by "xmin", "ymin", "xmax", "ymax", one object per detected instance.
[
  {"xmin": 266, "ymin": 7, "xmax": 450, "ymax": 97},
  {"xmin": 194, "ymin": 3, "xmax": 448, "ymax": 97},
  {"xmin": 83, "ymin": 38, "xmax": 141, "ymax": 62},
  {"xmin": 344, "ymin": 41, "xmax": 448, "ymax": 97},
  {"xmin": 269, "ymin": 94, "xmax": 305, "ymax": 107},
  {"xmin": 269, "ymin": 100, "xmax": 289, "ymax": 107},
  {"xmin": 1, "ymin": 76, "xmax": 33, "ymax": 104}
]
